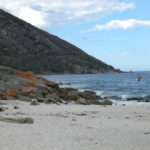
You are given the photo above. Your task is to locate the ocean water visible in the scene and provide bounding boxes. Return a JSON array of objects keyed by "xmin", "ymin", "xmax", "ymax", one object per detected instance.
[{"xmin": 44, "ymin": 72, "xmax": 150, "ymax": 102}]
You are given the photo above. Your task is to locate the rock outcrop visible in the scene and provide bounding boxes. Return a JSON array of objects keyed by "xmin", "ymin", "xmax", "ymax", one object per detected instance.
[{"xmin": 0, "ymin": 66, "xmax": 112, "ymax": 105}]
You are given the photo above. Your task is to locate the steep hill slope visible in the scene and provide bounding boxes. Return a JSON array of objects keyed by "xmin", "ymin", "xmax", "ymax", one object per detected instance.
[{"xmin": 0, "ymin": 9, "xmax": 119, "ymax": 74}]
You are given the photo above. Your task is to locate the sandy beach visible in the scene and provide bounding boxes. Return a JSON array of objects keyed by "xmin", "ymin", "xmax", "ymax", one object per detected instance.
[{"xmin": 0, "ymin": 101, "xmax": 150, "ymax": 150}]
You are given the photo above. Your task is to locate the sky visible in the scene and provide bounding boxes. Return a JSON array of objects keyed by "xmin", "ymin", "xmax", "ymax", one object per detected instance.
[{"xmin": 0, "ymin": 0, "xmax": 150, "ymax": 71}]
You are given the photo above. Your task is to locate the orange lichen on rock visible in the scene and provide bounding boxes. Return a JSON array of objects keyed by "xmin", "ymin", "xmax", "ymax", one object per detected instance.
[
  {"xmin": 16, "ymin": 71, "xmax": 37, "ymax": 80},
  {"xmin": 0, "ymin": 90, "xmax": 17, "ymax": 100},
  {"xmin": 16, "ymin": 71, "xmax": 40, "ymax": 86},
  {"xmin": 6, "ymin": 90, "xmax": 17, "ymax": 97}
]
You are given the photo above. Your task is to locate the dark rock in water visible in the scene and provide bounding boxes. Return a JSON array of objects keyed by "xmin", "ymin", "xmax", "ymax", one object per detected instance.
[
  {"xmin": 127, "ymin": 96, "xmax": 150, "ymax": 102},
  {"xmin": 127, "ymin": 97, "xmax": 143, "ymax": 101},
  {"xmin": 108, "ymin": 96, "xmax": 116, "ymax": 100},
  {"xmin": 79, "ymin": 91, "xmax": 97, "ymax": 100},
  {"xmin": 63, "ymin": 88, "xmax": 78, "ymax": 92},
  {"xmin": 144, "ymin": 96, "xmax": 150, "ymax": 102},
  {"xmin": 84, "ymin": 90, "xmax": 96, "ymax": 95},
  {"xmin": 0, "ymin": 9, "xmax": 119, "ymax": 74},
  {"xmin": 103, "ymin": 96, "xmax": 122, "ymax": 100},
  {"xmin": 45, "ymin": 81, "xmax": 59, "ymax": 89}
]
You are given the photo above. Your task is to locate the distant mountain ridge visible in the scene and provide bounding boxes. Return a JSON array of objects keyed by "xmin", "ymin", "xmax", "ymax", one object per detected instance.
[{"xmin": 0, "ymin": 9, "xmax": 119, "ymax": 74}]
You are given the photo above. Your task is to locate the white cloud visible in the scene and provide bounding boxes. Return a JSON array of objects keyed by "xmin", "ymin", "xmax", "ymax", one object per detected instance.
[
  {"xmin": 0, "ymin": 0, "xmax": 135, "ymax": 28},
  {"xmin": 94, "ymin": 19, "xmax": 150, "ymax": 31}
]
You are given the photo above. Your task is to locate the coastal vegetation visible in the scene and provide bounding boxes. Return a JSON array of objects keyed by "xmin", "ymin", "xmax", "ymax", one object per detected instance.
[{"xmin": 0, "ymin": 9, "xmax": 119, "ymax": 74}]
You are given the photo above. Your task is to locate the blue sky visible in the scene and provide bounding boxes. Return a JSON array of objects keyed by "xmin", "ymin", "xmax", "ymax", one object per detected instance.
[
  {"xmin": 48, "ymin": 0, "xmax": 150, "ymax": 71},
  {"xmin": 1, "ymin": 0, "xmax": 150, "ymax": 71}
]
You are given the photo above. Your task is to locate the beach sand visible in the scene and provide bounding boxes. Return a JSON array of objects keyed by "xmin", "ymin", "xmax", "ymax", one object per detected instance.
[{"xmin": 0, "ymin": 100, "xmax": 150, "ymax": 150}]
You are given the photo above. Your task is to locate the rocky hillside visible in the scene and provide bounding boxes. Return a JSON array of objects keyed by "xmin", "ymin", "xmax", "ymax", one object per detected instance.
[{"xmin": 0, "ymin": 9, "xmax": 119, "ymax": 74}]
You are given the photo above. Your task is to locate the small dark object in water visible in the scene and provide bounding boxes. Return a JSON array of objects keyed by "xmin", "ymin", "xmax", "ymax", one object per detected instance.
[{"xmin": 137, "ymin": 76, "xmax": 143, "ymax": 82}]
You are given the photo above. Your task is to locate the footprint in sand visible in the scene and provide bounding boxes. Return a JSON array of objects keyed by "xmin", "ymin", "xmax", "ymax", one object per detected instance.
[{"xmin": 144, "ymin": 132, "xmax": 150, "ymax": 135}]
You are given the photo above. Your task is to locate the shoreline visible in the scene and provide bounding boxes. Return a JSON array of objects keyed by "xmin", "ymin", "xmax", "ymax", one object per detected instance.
[{"xmin": 44, "ymin": 72, "xmax": 150, "ymax": 103}]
